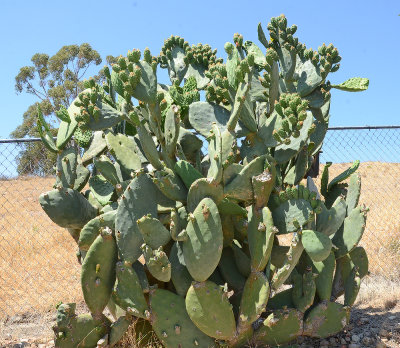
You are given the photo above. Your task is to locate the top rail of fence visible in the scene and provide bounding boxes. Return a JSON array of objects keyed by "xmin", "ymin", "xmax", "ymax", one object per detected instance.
[
  {"xmin": 1, "ymin": 126, "xmax": 400, "ymax": 144},
  {"xmin": 328, "ymin": 125, "xmax": 400, "ymax": 130},
  {"xmin": 0, "ymin": 137, "xmax": 50, "ymax": 144}
]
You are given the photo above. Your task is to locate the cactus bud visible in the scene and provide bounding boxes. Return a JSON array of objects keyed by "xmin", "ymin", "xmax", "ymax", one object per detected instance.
[
  {"xmin": 224, "ymin": 42, "xmax": 234, "ymax": 55},
  {"xmin": 118, "ymin": 56, "xmax": 127, "ymax": 70},
  {"xmin": 143, "ymin": 47, "xmax": 152, "ymax": 63}
]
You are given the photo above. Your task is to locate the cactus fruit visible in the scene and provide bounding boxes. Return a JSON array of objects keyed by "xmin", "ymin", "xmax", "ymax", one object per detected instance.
[{"xmin": 39, "ymin": 15, "xmax": 369, "ymax": 347}]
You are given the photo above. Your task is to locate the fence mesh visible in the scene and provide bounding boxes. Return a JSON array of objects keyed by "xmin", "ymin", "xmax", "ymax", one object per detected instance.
[
  {"xmin": 0, "ymin": 128, "xmax": 399, "ymax": 319},
  {"xmin": 0, "ymin": 140, "xmax": 82, "ymax": 319},
  {"xmin": 319, "ymin": 127, "xmax": 400, "ymax": 280}
]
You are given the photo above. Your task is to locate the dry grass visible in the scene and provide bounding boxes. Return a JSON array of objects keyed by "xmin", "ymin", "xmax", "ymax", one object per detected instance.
[
  {"xmin": 356, "ymin": 275, "xmax": 400, "ymax": 309},
  {"xmin": 115, "ymin": 319, "xmax": 163, "ymax": 348},
  {"xmin": 0, "ymin": 161, "xmax": 399, "ymax": 326},
  {"xmin": 320, "ymin": 162, "xmax": 400, "ymax": 278},
  {"xmin": 0, "ymin": 176, "xmax": 82, "ymax": 320}
]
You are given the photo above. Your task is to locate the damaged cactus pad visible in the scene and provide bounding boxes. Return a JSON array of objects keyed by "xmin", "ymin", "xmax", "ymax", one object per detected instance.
[{"xmin": 39, "ymin": 14, "xmax": 369, "ymax": 347}]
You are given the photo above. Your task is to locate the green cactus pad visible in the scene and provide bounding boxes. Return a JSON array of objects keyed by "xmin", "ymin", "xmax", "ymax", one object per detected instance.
[
  {"xmin": 188, "ymin": 101, "xmax": 247, "ymax": 138},
  {"xmin": 153, "ymin": 168, "xmax": 188, "ymax": 203},
  {"xmin": 254, "ymin": 308, "xmax": 303, "ymax": 346},
  {"xmin": 224, "ymin": 155, "xmax": 272, "ymax": 202},
  {"xmin": 331, "ymin": 254, "xmax": 352, "ymax": 299},
  {"xmin": 86, "ymin": 101, "xmax": 124, "ymax": 131},
  {"xmin": 344, "ymin": 267, "xmax": 361, "ymax": 306},
  {"xmin": 331, "ymin": 77, "xmax": 369, "ymax": 92},
  {"xmin": 349, "ymin": 246, "xmax": 369, "ymax": 278},
  {"xmin": 232, "ymin": 243, "xmax": 251, "ymax": 277},
  {"xmin": 266, "ymin": 288, "xmax": 294, "ymax": 310},
  {"xmin": 258, "ymin": 111, "xmax": 281, "ymax": 148},
  {"xmin": 223, "ymin": 163, "xmax": 243, "ymax": 185},
  {"xmin": 109, "ymin": 315, "xmax": 132, "ymax": 347},
  {"xmin": 271, "ymin": 198, "xmax": 313, "ymax": 234},
  {"xmin": 225, "ymin": 42, "xmax": 240, "ymax": 86},
  {"xmin": 186, "ymin": 281, "xmax": 236, "ymax": 340},
  {"xmin": 316, "ymin": 197, "xmax": 347, "ymax": 236},
  {"xmin": 252, "ymin": 167, "xmax": 276, "ymax": 209},
  {"xmin": 302, "ymin": 230, "xmax": 332, "ymax": 262},
  {"xmin": 238, "ymin": 272, "xmax": 270, "ymax": 332},
  {"xmin": 332, "ymin": 206, "xmax": 367, "ymax": 258},
  {"xmin": 207, "ymin": 123, "xmax": 223, "ymax": 182},
  {"xmin": 311, "ymin": 252, "xmax": 335, "ymax": 301},
  {"xmin": 218, "ymin": 199, "xmax": 247, "ymax": 217},
  {"xmin": 56, "ymin": 102, "xmax": 79, "ymax": 150},
  {"xmin": 295, "ymin": 59, "xmax": 323, "ymax": 97},
  {"xmin": 37, "ymin": 105, "xmax": 58, "ymax": 153},
  {"xmin": 39, "ymin": 188, "xmax": 97, "ymax": 229},
  {"xmin": 53, "ymin": 303, "xmax": 110, "ymax": 348},
  {"xmin": 187, "ymin": 178, "xmax": 224, "ymax": 213},
  {"xmin": 324, "ymin": 183, "xmax": 348, "ymax": 209},
  {"xmin": 82, "ymin": 131, "xmax": 107, "ymax": 165},
  {"xmin": 218, "ymin": 247, "xmax": 247, "ymax": 292},
  {"xmin": 131, "ymin": 61, "xmax": 157, "ymax": 103},
  {"xmin": 137, "ymin": 214, "xmax": 171, "ymax": 249},
  {"xmin": 74, "ymin": 160, "xmax": 90, "ymax": 192},
  {"xmin": 328, "ymin": 160, "xmax": 360, "ymax": 190},
  {"xmin": 132, "ymin": 261, "xmax": 150, "ymax": 293},
  {"xmin": 247, "ymin": 206, "xmax": 276, "ymax": 271},
  {"xmin": 79, "ymin": 211, "xmax": 116, "ymax": 251},
  {"xmin": 170, "ymin": 242, "xmax": 193, "ymax": 297},
  {"xmin": 112, "ymin": 261, "xmax": 149, "ymax": 318},
  {"xmin": 115, "ymin": 173, "xmax": 158, "ymax": 263},
  {"xmin": 174, "ymin": 160, "xmax": 203, "ymax": 189},
  {"xmin": 142, "ymin": 244, "xmax": 171, "ymax": 282},
  {"xmin": 303, "ymin": 301, "xmax": 349, "ymax": 338},
  {"xmin": 166, "ymin": 45, "xmax": 188, "ymax": 84},
  {"xmin": 244, "ymin": 41, "xmax": 267, "ymax": 67},
  {"xmin": 177, "ymin": 127, "xmax": 203, "ymax": 162},
  {"xmin": 183, "ymin": 197, "xmax": 223, "ymax": 282},
  {"xmin": 346, "ymin": 172, "xmax": 361, "ymax": 211},
  {"xmin": 136, "ymin": 123, "xmax": 164, "ymax": 170},
  {"xmin": 270, "ymin": 245, "xmax": 290, "ymax": 268},
  {"xmin": 221, "ymin": 214, "xmax": 235, "ymax": 247},
  {"xmin": 274, "ymin": 111, "xmax": 314, "ymax": 164},
  {"xmin": 283, "ymin": 146, "xmax": 309, "ymax": 185},
  {"xmin": 150, "ymin": 289, "xmax": 216, "ymax": 348},
  {"xmin": 94, "ymin": 155, "xmax": 121, "ymax": 186},
  {"xmin": 164, "ymin": 105, "xmax": 180, "ymax": 158},
  {"xmin": 89, "ymin": 175, "xmax": 115, "ymax": 206},
  {"xmin": 56, "ymin": 147, "xmax": 78, "ymax": 189},
  {"xmin": 185, "ymin": 63, "xmax": 210, "ymax": 90},
  {"xmin": 291, "ymin": 269, "xmax": 316, "ymax": 312},
  {"xmin": 105, "ymin": 133, "xmax": 142, "ymax": 178},
  {"xmin": 271, "ymin": 233, "xmax": 304, "ymax": 290},
  {"xmin": 81, "ymin": 230, "xmax": 118, "ymax": 317}
]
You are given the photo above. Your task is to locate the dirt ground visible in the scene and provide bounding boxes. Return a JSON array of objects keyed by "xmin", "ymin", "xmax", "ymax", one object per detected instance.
[
  {"xmin": 0, "ymin": 162, "xmax": 399, "ymax": 347},
  {"xmin": 1, "ymin": 280, "xmax": 400, "ymax": 347}
]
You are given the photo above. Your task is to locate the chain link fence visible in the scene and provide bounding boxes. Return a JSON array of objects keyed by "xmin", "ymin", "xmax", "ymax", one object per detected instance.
[
  {"xmin": 319, "ymin": 126, "xmax": 400, "ymax": 279},
  {"xmin": 0, "ymin": 127, "xmax": 399, "ymax": 319},
  {"xmin": 0, "ymin": 139, "xmax": 82, "ymax": 320}
]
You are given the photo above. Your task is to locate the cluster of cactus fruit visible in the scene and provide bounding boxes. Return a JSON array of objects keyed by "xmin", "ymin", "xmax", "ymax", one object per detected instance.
[{"xmin": 38, "ymin": 14, "xmax": 370, "ymax": 348}]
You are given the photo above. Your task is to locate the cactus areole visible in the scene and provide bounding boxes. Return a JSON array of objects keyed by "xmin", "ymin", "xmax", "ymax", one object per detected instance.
[{"xmin": 39, "ymin": 15, "xmax": 369, "ymax": 347}]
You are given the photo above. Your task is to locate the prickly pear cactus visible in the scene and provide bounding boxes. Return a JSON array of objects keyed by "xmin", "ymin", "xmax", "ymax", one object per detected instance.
[{"xmin": 39, "ymin": 15, "xmax": 370, "ymax": 347}]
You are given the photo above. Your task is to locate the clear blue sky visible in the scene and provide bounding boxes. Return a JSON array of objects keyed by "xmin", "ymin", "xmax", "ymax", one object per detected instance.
[{"xmin": 0, "ymin": 0, "xmax": 399, "ymax": 138}]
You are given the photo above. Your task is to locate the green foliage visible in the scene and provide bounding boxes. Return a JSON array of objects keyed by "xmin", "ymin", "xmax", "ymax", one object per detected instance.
[
  {"xmin": 40, "ymin": 15, "xmax": 369, "ymax": 347},
  {"xmin": 13, "ymin": 43, "xmax": 115, "ymax": 175}
]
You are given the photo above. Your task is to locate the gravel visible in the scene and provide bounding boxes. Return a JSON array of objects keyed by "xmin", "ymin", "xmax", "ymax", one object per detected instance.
[{"xmin": 1, "ymin": 303, "xmax": 400, "ymax": 348}]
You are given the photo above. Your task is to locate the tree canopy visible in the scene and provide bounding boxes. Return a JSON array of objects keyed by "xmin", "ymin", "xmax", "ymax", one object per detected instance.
[{"xmin": 12, "ymin": 43, "xmax": 115, "ymax": 175}]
